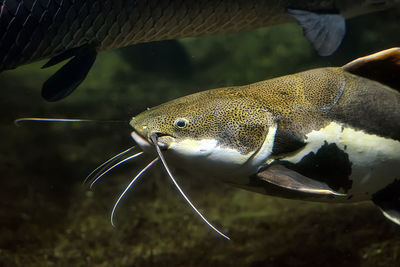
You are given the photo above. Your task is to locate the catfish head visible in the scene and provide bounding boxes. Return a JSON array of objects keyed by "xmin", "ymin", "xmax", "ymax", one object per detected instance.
[{"xmin": 130, "ymin": 87, "xmax": 278, "ymax": 183}]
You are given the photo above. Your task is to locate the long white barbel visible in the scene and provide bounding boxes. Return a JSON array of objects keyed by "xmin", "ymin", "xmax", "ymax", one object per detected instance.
[
  {"xmin": 14, "ymin": 117, "xmax": 126, "ymax": 126},
  {"xmin": 150, "ymin": 134, "xmax": 230, "ymax": 240},
  {"xmin": 83, "ymin": 146, "xmax": 137, "ymax": 184},
  {"xmin": 110, "ymin": 157, "xmax": 159, "ymax": 226},
  {"xmin": 89, "ymin": 151, "xmax": 144, "ymax": 189}
]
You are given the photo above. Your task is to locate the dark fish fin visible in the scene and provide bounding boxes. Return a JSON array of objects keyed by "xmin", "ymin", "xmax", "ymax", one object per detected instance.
[
  {"xmin": 257, "ymin": 164, "xmax": 347, "ymax": 197},
  {"xmin": 372, "ymin": 180, "xmax": 400, "ymax": 226},
  {"xmin": 342, "ymin": 47, "xmax": 400, "ymax": 91},
  {"xmin": 41, "ymin": 47, "xmax": 82, "ymax": 68},
  {"xmin": 42, "ymin": 46, "xmax": 97, "ymax": 101},
  {"xmin": 288, "ymin": 9, "xmax": 345, "ymax": 56}
]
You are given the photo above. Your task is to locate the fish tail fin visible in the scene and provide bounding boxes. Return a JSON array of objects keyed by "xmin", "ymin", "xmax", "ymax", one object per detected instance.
[{"xmin": 288, "ymin": 9, "xmax": 345, "ymax": 56}]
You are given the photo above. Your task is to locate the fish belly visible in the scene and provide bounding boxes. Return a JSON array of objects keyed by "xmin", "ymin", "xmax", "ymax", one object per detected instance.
[{"xmin": 283, "ymin": 122, "xmax": 400, "ymax": 202}]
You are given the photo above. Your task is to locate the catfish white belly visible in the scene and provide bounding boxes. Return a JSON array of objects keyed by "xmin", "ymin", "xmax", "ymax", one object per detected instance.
[{"xmin": 278, "ymin": 122, "xmax": 400, "ymax": 202}]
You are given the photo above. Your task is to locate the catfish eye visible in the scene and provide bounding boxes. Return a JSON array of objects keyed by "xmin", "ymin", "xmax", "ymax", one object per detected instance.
[{"xmin": 174, "ymin": 118, "xmax": 188, "ymax": 129}]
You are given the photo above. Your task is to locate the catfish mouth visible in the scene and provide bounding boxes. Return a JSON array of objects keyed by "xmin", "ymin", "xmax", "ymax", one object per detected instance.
[
  {"xmin": 131, "ymin": 130, "xmax": 175, "ymax": 152},
  {"xmin": 131, "ymin": 130, "xmax": 152, "ymax": 151}
]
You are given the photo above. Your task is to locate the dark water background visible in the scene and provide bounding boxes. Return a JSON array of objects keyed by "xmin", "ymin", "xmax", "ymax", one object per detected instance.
[{"xmin": 1, "ymin": 8, "xmax": 400, "ymax": 267}]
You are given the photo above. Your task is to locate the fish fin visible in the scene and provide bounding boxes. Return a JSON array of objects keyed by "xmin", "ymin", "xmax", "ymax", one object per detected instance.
[
  {"xmin": 257, "ymin": 164, "xmax": 347, "ymax": 197},
  {"xmin": 288, "ymin": 9, "xmax": 345, "ymax": 56},
  {"xmin": 41, "ymin": 45, "xmax": 97, "ymax": 101},
  {"xmin": 41, "ymin": 47, "xmax": 82, "ymax": 69},
  {"xmin": 372, "ymin": 180, "xmax": 400, "ymax": 226},
  {"xmin": 342, "ymin": 47, "xmax": 400, "ymax": 91}
]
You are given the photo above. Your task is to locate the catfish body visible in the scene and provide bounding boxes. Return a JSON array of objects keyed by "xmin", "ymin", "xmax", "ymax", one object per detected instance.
[
  {"xmin": 1, "ymin": 0, "xmax": 399, "ymax": 101},
  {"xmin": 130, "ymin": 48, "xmax": 400, "ymax": 225}
]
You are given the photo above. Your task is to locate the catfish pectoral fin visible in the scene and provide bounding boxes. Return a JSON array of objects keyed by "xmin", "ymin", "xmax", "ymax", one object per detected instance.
[
  {"xmin": 288, "ymin": 9, "xmax": 345, "ymax": 56},
  {"xmin": 257, "ymin": 164, "xmax": 347, "ymax": 197},
  {"xmin": 41, "ymin": 45, "xmax": 97, "ymax": 102},
  {"xmin": 375, "ymin": 203, "xmax": 400, "ymax": 226},
  {"xmin": 372, "ymin": 179, "xmax": 400, "ymax": 225}
]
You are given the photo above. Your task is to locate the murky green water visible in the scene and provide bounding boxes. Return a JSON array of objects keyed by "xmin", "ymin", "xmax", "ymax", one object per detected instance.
[{"xmin": 1, "ymin": 8, "xmax": 400, "ymax": 267}]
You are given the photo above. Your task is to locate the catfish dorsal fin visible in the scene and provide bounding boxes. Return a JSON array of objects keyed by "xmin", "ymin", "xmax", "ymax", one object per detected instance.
[{"xmin": 343, "ymin": 47, "xmax": 400, "ymax": 91}]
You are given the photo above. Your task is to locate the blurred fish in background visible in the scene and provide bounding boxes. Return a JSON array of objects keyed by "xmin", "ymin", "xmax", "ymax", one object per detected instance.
[{"xmin": 1, "ymin": 0, "xmax": 399, "ymax": 101}]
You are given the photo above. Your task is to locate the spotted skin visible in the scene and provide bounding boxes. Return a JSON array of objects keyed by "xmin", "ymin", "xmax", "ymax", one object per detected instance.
[
  {"xmin": 130, "ymin": 49, "xmax": 400, "ymax": 225},
  {"xmin": 131, "ymin": 62, "xmax": 400, "ymax": 199},
  {"xmin": 132, "ymin": 87, "xmax": 275, "ymax": 155},
  {"xmin": 131, "ymin": 67, "xmax": 363, "ymax": 151}
]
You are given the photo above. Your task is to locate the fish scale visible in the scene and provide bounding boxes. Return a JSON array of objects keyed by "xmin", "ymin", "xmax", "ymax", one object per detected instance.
[
  {"xmin": 1, "ymin": 0, "xmax": 399, "ymax": 73},
  {"xmin": 1, "ymin": 0, "xmax": 399, "ymax": 102},
  {"xmin": 0, "ymin": 0, "xmax": 295, "ymax": 71}
]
